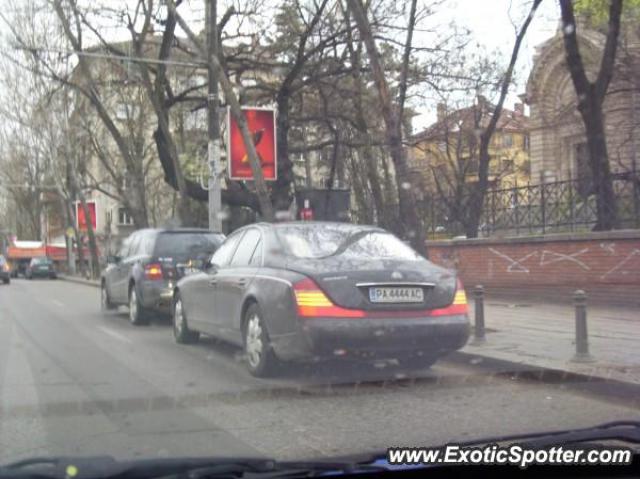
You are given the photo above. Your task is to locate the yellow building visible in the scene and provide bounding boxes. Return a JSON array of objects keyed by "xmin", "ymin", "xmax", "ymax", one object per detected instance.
[{"xmin": 408, "ymin": 98, "xmax": 530, "ymax": 197}]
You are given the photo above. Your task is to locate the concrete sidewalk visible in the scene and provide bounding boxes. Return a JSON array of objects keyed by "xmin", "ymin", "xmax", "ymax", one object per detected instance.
[{"xmin": 462, "ymin": 294, "xmax": 640, "ymax": 385}]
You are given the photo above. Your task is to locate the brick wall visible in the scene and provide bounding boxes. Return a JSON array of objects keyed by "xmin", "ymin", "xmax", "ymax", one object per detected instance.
[{"xmin": 427, "ymin": 230, "xmax": 640, "ymax": 306}]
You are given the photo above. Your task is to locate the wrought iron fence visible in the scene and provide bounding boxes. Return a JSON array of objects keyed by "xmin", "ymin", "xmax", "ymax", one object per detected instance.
[{"xmin": 421, "ymin": 174, "xmax": 640, "ymax": 238}]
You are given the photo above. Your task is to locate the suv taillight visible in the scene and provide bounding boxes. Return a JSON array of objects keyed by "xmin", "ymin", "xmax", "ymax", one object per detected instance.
[{"xmin": 144, "ymin": 263, "xmax": 164, "ymax": 281}]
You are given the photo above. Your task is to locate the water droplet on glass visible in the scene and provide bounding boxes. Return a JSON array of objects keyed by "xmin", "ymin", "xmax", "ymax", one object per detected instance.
[
  {"xmin": 216, "ymin": 210, "xmax": 230, "ymax": 220},
  {"xmin": 563, "ymin": 23, "xmax": 575, "ymax": 35},
  {"xmin": 407, "ymin": 230, "xmax": 416, "ymax": 238},
  {"xmin": 401, "ymin": 181, "xmax": 411, "ymax": 190}
]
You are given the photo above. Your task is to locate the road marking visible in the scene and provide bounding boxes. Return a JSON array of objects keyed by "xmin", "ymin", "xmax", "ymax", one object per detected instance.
[
  {"xmin": 52, "ymin": 300, "xmax": 65, "ymax": 308},
  {"xmin": 98, "ymin": 326, "xmax": 132, "ymax": 344}
]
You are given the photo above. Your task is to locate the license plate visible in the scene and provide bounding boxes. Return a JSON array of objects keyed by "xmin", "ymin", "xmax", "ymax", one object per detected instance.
[{"xmin": 369, "ymin": 287, "xmax": 424, "ymax": 303}]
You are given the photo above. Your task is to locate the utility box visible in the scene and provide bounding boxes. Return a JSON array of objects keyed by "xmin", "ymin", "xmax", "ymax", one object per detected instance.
[{"xmin": 295, "ymin": 188, "xmax": 351, "ymax": 222}]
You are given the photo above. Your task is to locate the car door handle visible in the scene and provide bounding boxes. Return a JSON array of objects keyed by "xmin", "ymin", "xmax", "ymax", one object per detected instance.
[
  {"xmin": 236, "ymin": 278, "xmax": 247, "ymax": 287},
  {"xmin": 209, "ymin": 279, "xmax": 217, "ymax": 286}
]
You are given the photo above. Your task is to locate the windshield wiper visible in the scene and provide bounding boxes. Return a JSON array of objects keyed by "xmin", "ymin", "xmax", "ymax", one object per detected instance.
[{"xmin": 0, "ymin": 455, "xmax": 388, "ymax": 479}]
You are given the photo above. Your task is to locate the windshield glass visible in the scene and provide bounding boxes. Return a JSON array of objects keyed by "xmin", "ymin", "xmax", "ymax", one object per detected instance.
[
  {"xmin": 0, "ymin": 0, "xmax": 637, "ymax": 473},
  {"xmin": 154, "ymin": 233, "xmax": 224, "ymax": 258}
]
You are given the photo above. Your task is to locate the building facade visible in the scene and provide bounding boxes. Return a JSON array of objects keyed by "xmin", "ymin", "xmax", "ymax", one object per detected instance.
[
  {"xmin": 524, "ymin": 22, "xmax": 640, "ymax": 184},
  {"xmin": 408, "ymin": 98, "xmax": 530, "ymax": 197}
]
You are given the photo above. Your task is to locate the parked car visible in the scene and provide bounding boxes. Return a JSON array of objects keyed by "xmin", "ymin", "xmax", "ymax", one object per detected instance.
[
  {"xmin": 101, "ymin": 228, "xmax": 225, "ymax": 325},
  {"xmin": 10, "ymin": 258, "xmax": 30, "ymax": 277},
  {"xmin": 25, "ymin": 256, "xmax": 57, "ymax": 279},
  {"xmin": 0, "ymin": 255, "xmax": 10, "ymax": 284},
  {"xmin": 172, "ymin": 222, "xmax": 470, "ymax": 377}
]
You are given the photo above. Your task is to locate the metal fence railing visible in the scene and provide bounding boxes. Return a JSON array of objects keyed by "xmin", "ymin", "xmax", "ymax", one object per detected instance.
[{"xmin": 420, "ymin": 174, "xmax": 640, "ymax": 238}]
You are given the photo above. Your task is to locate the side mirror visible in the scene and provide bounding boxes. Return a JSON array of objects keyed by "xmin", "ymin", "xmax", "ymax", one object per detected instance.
[{"xmin": 107, "ymin": 255, "xmax": 121, "ymax": 264}]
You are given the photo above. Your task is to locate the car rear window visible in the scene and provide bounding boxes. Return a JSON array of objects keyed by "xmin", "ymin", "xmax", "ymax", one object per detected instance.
[
  {"xmin": 153, "ymin": 232, "xmax": 224, "ymax": 258},
  {"xmin": 32, "ymin": 257, "xmax": 52, "ymax": 265},
  {"xmin": 276, "ymin": 226, "xmax": 422, "ymax": 260}
]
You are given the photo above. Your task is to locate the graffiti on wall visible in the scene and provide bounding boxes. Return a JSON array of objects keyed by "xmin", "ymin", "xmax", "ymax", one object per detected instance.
[{"xmin": 601, "ymin": 249, "xmax": 640, "ymax": 280}]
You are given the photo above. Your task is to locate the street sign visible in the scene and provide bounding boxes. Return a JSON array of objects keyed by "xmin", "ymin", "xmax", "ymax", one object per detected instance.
[
  {"xmin": 228, "ymin": 107, "xmax": 277, "ymax": 181},
  {"xmin": 75, "ymin": 201, "xmax": 97, "ymax": 232}
]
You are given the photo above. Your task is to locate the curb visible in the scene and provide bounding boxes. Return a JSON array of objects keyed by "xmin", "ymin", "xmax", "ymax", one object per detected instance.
[
  {"xmin": 59, "ymin": 275, "xmax": 100, "ymax": 288},
  {"xmin": 447, "ymin": 351, "xmax": 640, "ymax": 409}
]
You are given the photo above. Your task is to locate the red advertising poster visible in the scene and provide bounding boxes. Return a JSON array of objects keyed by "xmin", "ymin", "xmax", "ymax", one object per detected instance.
[
  {"xmin": 76, "ymin": 201, "xmax": 97, "ymax": 231},
  {"xmin": 228, "ymin": 107, "xmax": 277, "ymax": 181}
]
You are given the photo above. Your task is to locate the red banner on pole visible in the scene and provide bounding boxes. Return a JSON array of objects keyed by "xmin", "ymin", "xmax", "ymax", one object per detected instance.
[
  {"xmin": 228, "ymin": 107, "xmax": 277, "ymax": 181},
  {"xmin": 76, "ymin": 201, "xmax": 97, "ymax": 232}
]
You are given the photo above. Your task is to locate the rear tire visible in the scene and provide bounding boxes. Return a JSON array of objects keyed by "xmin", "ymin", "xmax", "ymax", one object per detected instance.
[
  {"xmin": 128, "ymin": 285, "xmax": 149, "ymax": 326},
  {"xmin": 2, "ymin": 278, "xmax": 9, "ymax": 285},
  {"xmin": 243, "ymin": 303, "xmax": 277, "ymax": 377},
  {"xmin": 173, "ymin": 293, "xmax": 200, "ymax": 344},
  {"xmin": 101, "ymin": 282, "xmax": 116, "ymax": 311}
]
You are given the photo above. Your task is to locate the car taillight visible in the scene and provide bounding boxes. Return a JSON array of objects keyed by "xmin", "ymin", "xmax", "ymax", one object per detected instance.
[
  {"xmin": 144, "ymin": 263, "xmax": 164, "ymax": 281},
  {"xmin": 291, "ymin": 277, "xmax": 468, "ymax": 319},
  {"xmin": 454, "ymin": 278, "xmax": 467, "ymax": 305},
  {"xmin": 293, "ymin": 278, "xmax": 364, "ymax": 318},
  {"xmin": 425, "ymin": 278, "xmax": 468, "ymax": 317}
]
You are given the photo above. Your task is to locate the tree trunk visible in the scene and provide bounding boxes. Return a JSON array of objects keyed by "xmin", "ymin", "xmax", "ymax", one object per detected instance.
[
  {"xmin": 583, "ymin": 104, "xmax": 617, "ymax": 229},
  {"xmin": 273, "ymin": 93, "xmax": 295, "ymax": 212},
  {"xmin": 559, "ymin": 0, "xmax": 621, "ymax": 231}
]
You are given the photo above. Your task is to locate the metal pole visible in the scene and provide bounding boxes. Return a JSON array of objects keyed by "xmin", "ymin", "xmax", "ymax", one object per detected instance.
[
  {"xmin": 207, "ymin": 0, "xmax": 223, "ymax": 232},
  {"xmin": 572, "ymin": 290, "xmax": 594, "ymax": 362},
  {"xmin": 471, "ymin": 285, "xmax": 486, "ymax": 344}
]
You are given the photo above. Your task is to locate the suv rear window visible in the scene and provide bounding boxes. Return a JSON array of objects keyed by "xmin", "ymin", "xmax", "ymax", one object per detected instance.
[
  {"xmin": 32, "ymin": 257, "xmax": 52, "ymax": 265},
  {"xmin": 153, "ymin": 232, "xmax": 224, "ymax": 259}
]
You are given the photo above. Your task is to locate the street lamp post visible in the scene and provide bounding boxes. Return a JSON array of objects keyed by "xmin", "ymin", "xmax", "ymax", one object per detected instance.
[{"xmin": 206, "ymin": 0, "xmax": 223, "ymax": 233}]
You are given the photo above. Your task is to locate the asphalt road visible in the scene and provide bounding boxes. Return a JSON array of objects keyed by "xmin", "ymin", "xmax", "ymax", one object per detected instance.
[{"xmin": 1, "ymin": 278, "xmax": 638, "ymax": 463}]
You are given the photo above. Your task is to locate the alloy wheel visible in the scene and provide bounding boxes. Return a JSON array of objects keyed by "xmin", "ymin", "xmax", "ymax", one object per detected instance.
[{"xmin": 245, "ymin": 313, "xmax": 263, "ymax": 369}]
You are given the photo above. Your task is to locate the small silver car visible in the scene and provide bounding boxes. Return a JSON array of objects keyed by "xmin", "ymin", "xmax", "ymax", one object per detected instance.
[{"xmin": 173, "ymin": 222, "xmax": 470, "ymax": 377}]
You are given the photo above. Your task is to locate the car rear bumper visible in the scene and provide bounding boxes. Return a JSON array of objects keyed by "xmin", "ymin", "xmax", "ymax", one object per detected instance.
[
  {"xmin": 140, "ymin": 280, "xmax": 175, "ymax": 312},
  {"xmin": 29, "ymin": 270, "xmax": 56, "ymax": 277},
  {"xmin": 271, "ymin": 314, "xmax": 470, "ymax": 361}
]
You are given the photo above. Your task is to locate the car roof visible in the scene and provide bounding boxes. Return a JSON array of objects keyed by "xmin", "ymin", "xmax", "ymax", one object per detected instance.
[
  {"xmin": 133, "ymin": 228, "xmax": 224, "ymax": 235},
  {"xmin": 257, "ymin": 221, "xmax": 385, "ymax": 233}
]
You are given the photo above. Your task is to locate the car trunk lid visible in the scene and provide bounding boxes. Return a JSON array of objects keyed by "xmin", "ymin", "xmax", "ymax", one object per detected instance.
[{"xmin": 286, "ymin": 257, "xmax": 456, "ymax": 311}]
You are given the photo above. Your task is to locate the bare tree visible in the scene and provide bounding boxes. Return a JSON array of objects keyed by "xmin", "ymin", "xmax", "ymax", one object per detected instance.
[
  {"xmin": 559, "ymin": 0, "xmax": 623, "ymax": 230},
  {"xmin": 346, "ymin": 0, "xmax": 426, "ymax": 254},
  {"xmin": 454, "ymin": 0, "xmax": 542, "ymax": 238}
]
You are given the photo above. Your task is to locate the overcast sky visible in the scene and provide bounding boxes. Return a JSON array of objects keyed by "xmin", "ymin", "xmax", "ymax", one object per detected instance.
[{"xmin": 412, "ymin": 0, "xmax": 561, "ymax": 129}]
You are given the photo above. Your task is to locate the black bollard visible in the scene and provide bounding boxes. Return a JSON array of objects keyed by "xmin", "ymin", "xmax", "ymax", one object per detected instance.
[
  {"xmin": 571, "ymin": 290, "xmax": 594, "ymax": 362},
  {"xmin": 471, "ymin": 285, "xmax": 486, "ymax": 345}
]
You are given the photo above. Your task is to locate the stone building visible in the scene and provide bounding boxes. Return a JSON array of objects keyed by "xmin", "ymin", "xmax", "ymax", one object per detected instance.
[{"xmin": 524, "ymin": 21, "xmax": 640, "ymax": 184}]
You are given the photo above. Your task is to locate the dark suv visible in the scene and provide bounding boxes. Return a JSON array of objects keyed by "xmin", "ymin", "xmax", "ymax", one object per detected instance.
[
  {"xmin": 26, "ymin": 256, "xmax": 57, "ymax": 279},
  {"xmin": 101, "ymin": 228, "xmax": 225, "ymax": 325}
]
